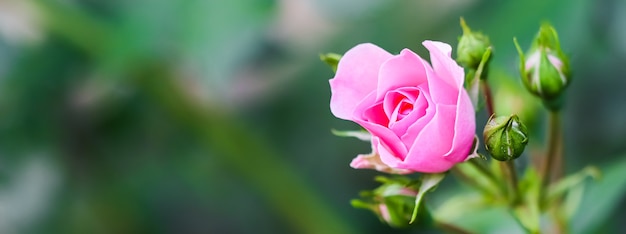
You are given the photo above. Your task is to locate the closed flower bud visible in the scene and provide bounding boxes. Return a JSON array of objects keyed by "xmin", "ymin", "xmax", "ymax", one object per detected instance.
[
  {"xmin": 483, "ymin": 115, "xmax": 529, "ymax": 161},
  {"xmin": 351, "ymin": 177, "xmax": 421, "ymax": 228},
  {"xmin": 515, "ymin": 23, "xmax": 570, "ymax": 109},
  {"xmin": 456, "ymin": 18, "xmax": 492, "ymax": 70},
  {"xmin": 376, "ymin": 186, "xmax": 419, "ymax": 227}
]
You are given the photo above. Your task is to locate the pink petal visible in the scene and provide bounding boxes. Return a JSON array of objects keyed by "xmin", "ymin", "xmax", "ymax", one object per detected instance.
[
  {"xmin": 415, "ymin": 52, "xmax": 457, "ymax": 105},
  {"xmin": 422, "ymin": 40, "xmax": 464, "ymax": 90},
  {"xmin": 400, "ymin": 88, "xmax": 435, "ymax": 146},
  {"xmin": 376, "ymin": 49, "xmax": 428, "ymax": 99},
  {"xmin": 400, "ymin": 104, "xmax": 458, "ymax": 173},
  {"xmin": 387, "ymin": 88, "xmax": 428, "ymax": 135},
  {"xmin": 358, "ymin": 124, "xmax": 407, "ymax": 160},
  {"xmin": 349, "ymin": 138, "xmax": 413, "ymax": 174},
  {"xmin": 353, "ymin": 93, "xmax": 407, "ymax": 158},
  {"xmin": 376, "ymin": 139, "xmax": 404, "ymax": 168},
  {"xmin": 443, "ymin": 87, "xmax": 475, "ymax": 161},
  {"xmin": 379, "ymin": 204, "xmax": 391, "ymax": 223},
  {"xmin": 329, "ymin": 43, "xmax": 393, "ymax": 120}
]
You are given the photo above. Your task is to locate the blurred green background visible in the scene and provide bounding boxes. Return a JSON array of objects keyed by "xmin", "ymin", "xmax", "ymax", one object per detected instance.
[{"xmin": 1, "ymin": 0, "xmax": 625, "ymax": 233}]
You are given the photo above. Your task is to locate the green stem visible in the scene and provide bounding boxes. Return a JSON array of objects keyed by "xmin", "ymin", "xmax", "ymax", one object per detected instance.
[
  {"xmin": 545, "ymin": 111, "xmax": 566, "ymax": 233},
  {"xmin": 550, "ymin": 113, "xmax": 564, "ymax": 184},
  {"xmin": 468, "ymin": 158, "xmax": 498, "ymax": 183},
  {"xmin": 480, "ymin": 80, "xmax": 495, "ymax": 117},
  {"xmin": 500, "ymin": 161, "xmax": 519, "ymax": 204},
  {"xmin": 450, "ymin": 167, "xmax": 492, "ymax": 195},
  {"xmin": 540, "ymin": 111, "xmax": 561, "ymax": 207},
  {"xmin": 478, "ymin": 80, "xmax": 518, "ymax": 203}
]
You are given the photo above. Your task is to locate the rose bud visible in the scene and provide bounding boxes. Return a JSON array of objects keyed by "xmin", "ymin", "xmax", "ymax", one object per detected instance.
[
  {"xmin": 456, "ymin": 17, "xmax": 492, "ymax": 71},
  {"xmin": 515, "ymin": 23, "xmax": 570, "ymax": 109},
  {"xmin": 483, "ymin": 114, "xmax": 529, "ymax": 161},
  {"xmin": 351, "ymin": 177, "xmax": 421, "ymax": 228}
]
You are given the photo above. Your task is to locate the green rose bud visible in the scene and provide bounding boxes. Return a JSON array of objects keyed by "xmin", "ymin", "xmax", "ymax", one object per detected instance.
[
  {"xmin": 483, "ymin": 114, "xmax": 529, "ymax": 161},
  {"xmin": 351, "ymin": 176, "xmax": 426, "ymax": 228},
  {"xmin": 515, "ymin": 23, "xmax": 570, "ymax": 110},
  {"xmin": 457, "ymin": 17, "xmax": 492, "ymax": 71}
]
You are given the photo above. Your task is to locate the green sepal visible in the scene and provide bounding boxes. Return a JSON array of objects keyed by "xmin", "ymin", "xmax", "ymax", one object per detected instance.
[
  {"xmin": 330, "ymin": 128, "xmax": 370, "ymax": 141},
  {"xmin": 351, "ymin": 176, "xmax": 422, "ymax": 228},
  {"xmin": 513, "ymin": 37, "xmax": 529, "ymax": 91},
  {"xmin": 409, "ymin": 173, "xmax": 445, "ymax": 224},
  {"xmin": 475, "ymin": 46, "xmax": 492, "ymax": 81},
  {"xmin": 464, "ymin": 47, "xmax": 492, "ymax": 112},
  {"xmin": 320, "ymin": 53, "xmax": 342, "ymax": 72}
]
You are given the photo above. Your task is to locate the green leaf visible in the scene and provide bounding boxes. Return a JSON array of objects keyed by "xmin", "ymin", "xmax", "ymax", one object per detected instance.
[
  {"xmin": 410, "ymin": 173, "xmax": 445, "ymax": 224},
  {"xmin": 571, "ymin": 156, "xmax": 626, "ymax": 233},
  {"xmin": 546, "ymin": 166, "xmax": 600, "ymax": 207},
  {"xmin": 434, "ymin": 196, "xmax": 524, "ymax": 234}
]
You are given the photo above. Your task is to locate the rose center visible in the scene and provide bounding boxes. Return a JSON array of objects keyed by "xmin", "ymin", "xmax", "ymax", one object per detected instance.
[{"xmin": 395, "ymin": 101, "xmax": 413, "ymax": 120}]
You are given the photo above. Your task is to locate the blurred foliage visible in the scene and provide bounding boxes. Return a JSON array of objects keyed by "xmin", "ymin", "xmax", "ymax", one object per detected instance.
[{"xmin": 0, "ymin": 0, "xmax": 625, "ymax": 233}]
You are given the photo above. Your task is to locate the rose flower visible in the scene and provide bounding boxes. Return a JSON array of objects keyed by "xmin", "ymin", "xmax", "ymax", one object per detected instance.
[{"xmin": 330, "ymin": 41, "xmax": 475, "ymax": 173}]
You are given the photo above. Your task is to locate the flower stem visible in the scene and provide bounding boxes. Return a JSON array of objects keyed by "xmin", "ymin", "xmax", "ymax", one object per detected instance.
[
  {"xmin": 481, "ymin": 80, "xmax": 495, "ymax": 117},
  {"xmin": 540, "ymin": 111, "xmax": 562, "ymax": 206},
  {"xmin": 451, "ymin": 166, "xmax": 492, "ymax": 195},
  {"xmin": 550, "ymin": 113, "xmax": 564, "ymax": 184},
  {"xmin": 543, "ymin": 111, "xmax": 566, "ymax": 233},
  {"xmin": 468, "ymin": 158, "xmax": 500, "ymax": 187},
  {"xmin": 479, "ymin": 80, "xmax": 518, "ymax": 202},
  {"xmin": 500, "ymin": 161, "xmax": 519, "ymax": 204}
]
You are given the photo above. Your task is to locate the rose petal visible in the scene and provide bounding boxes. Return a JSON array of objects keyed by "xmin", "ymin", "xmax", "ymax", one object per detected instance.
[
  {"xmin": 362, "ymin": 101, "xmax": 389, "ymax": 127},
  {"xmin": 400, "ymin": 88, "xmax": 435, "ymax": 146},
  {"xmin": 387, "ymin": 88, "xmax": 428, "ymax": 135},
  {"xmin": 398, "ymin": 52, "xmax": 455, "ymax": 107},
  {"xmin": 353, "ymin": 93, "xmax": 407, "ymax": 158},
  {"xmin": 443, "ymin": 87, "xmax": 475, "ymax": 161},
  {"xmin": 330, "ymin": 43, "xmax": 393, "ymax": 120},
  {"xmin": 422, "ymin": 40, "xmax": 464, "ymax": 90},
  {"xmin": 376, "ymin": 139, "xmax": 404, "ymax": 168},
  {"xmin": 382, "ymin": 89, "xmax": 415, "ymax": 123},
  {"xmin": 357, "ymin": 123, "xmax": 407, "ymax": 160},
  {"xmin": 398, "ymin": 104, "xmax": 458, "ymax": 173},
  {"xmin": 376, "ymin": 49, "xmax": 428, "ymax": 99},
  {"xmin": 349, "ymin": 138, "xmax": 413, "ymax": 174}
]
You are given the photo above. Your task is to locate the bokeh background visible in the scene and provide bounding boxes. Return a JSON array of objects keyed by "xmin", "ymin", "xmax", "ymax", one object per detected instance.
[{"xmin": 1, "ymin": 0, "xmax": 625, "ymax": 233}]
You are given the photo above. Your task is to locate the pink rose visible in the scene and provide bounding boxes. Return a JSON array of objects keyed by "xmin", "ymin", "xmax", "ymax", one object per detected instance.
[{"xmin": 330, "ymin": 41, "xmax": 475, "ymax": 173}]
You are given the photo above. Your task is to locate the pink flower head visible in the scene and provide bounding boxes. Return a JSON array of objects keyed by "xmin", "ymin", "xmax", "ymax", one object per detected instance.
[{"xmin": 330, "ymin": 41, "xmax": 475, "ymax": 173}]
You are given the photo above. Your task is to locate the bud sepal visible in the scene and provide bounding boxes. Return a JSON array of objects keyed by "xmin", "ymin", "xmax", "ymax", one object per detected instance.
[{"xmin": 483, "ymin": 114, "xmax": 529, "ymax": 161}]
